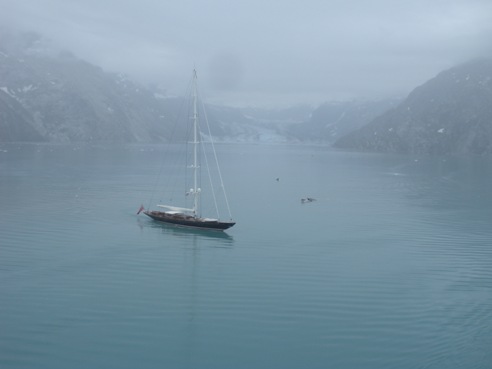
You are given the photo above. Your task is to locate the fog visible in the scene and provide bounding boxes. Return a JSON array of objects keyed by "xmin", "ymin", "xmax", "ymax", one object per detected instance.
[{"xmin": 2, "ymin": 0, "xmax": 492, "ymax": 107}]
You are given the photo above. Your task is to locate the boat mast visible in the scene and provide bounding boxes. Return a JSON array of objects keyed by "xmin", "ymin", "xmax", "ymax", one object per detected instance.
[{"xmin": 192, "ymin": 69, "xmax": 200, "ymax": 216}]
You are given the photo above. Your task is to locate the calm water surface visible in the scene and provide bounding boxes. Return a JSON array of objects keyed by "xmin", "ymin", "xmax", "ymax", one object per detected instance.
[{"xmin": 1, "ymin": 143, "xmax": 491, "ymax": 369}]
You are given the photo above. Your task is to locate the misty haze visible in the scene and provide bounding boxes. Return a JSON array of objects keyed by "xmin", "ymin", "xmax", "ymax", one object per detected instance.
[{"xmin": 1, "ymin": 1, "xmax": 492, "ymax": 368}]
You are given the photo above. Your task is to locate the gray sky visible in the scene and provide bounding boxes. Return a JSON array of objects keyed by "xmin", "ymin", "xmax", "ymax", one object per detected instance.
[{"xmin": 2, "ymin": 0, "xmax": 492, "ymax": 107}]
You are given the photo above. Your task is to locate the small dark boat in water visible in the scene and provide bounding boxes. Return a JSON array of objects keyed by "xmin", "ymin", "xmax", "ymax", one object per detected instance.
[{"xmin": 144, "ymin": 209, "xmax": 235, "ymax": 231}]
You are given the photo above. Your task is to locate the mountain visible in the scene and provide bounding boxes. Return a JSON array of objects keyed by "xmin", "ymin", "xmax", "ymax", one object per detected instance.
[
  {"xmin": 206, "ymin": 104, "xmax": 313, "ymax": 143},
  {"xmin": 334, "ymin": 59, "xmax": 492, "ymax": 154},
  {"xmin": 205, "ymin": 102, "xmax": 399, "ymax": 144},
  {"xmin": 0, "ymin": 30, "xmax": 396, "ymax": 144},
  {"xmin": 0, "ymin": 30, "xmax": 306, "ymax": 143},
  {"xmin": 0, "ymin": 30, "xmax": 178, "ymax": 143},
  {"xmin": 285, "ymin": 99, "xmax": 400, "ymax": 144},
  {"xmin": 0, "ymin": 89, "xmax": 44, "ymax": 142}
]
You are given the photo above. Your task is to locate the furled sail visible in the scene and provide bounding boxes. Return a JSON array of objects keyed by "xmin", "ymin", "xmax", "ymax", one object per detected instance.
[{"xmin": 157, "ymin": 205, "xmax": 195, "ymax": 213}]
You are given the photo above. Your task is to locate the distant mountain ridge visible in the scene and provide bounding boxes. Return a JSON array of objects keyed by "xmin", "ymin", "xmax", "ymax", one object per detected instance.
[
  {"xmin": 0, "ymin": 29, "xmax": 403, "ymax": 144},
  {"xmin": 334, "ymin": 59, "xmax": 492, "ymax": 154}
]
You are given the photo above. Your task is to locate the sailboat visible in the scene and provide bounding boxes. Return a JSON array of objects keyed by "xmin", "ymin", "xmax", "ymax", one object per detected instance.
[{"xmin": 139, "ymin": 69, "xmax": 235, "ymax": 231}]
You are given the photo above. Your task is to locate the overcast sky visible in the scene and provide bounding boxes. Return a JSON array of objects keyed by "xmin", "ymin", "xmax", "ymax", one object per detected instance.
[{"xmin": 2, "ymin": 0, "xmax": 492, "ymax": 107}]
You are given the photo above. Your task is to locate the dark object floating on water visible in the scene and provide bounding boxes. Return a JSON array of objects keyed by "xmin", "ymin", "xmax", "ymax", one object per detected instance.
[
  {"xmin": 301, "ymin": 197, "xmax": 316, "ymax": 203},
  {"xmin": 144, "ymin": 208, "xmax": 235, "ymax": 230}
]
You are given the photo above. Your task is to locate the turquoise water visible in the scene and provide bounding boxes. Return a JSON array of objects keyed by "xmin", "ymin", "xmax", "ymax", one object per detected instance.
[{"xmin": 1, "ymin": 143, "xmax": 491, "ymax": 368}]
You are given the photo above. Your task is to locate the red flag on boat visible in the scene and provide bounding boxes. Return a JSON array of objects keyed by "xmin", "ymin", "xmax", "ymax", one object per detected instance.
[{"xmin": 137, "ymin": 205, "xmax": 145, "ymax": 215}]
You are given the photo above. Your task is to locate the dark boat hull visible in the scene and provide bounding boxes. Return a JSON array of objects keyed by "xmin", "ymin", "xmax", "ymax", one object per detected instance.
[{"xmin": 144, "ymin": 211, "xmax": 235, "ymax": 231}]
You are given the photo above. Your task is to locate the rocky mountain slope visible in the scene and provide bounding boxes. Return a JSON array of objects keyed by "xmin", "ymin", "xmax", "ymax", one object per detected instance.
[
  {"xmin": 334, "ymin": 59, "xmax": 492, "ymax": 154},
  {"xmin": 285, "ymin": 99, "xmax": 400, "ymax": 144},
  {"xmin": 0, "ymin": 31, "xmax": 176, "ymax": 143},
  {"xmin": 0, "ymin": 88, "xmax": 44, "ymax": 141}
]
